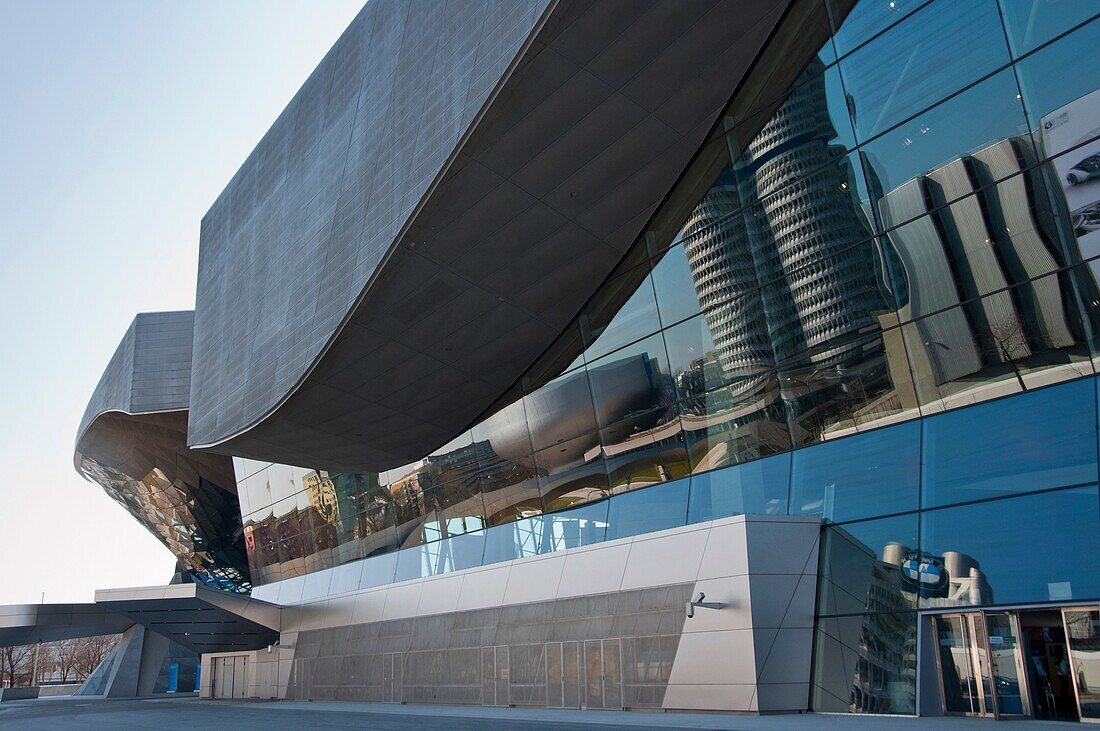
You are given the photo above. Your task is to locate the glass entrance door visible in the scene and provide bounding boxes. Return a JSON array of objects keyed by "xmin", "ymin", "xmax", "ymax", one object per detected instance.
[
  {"xmin": 1062, "ymin": 608, "xmax": 1100, "ymax": 722},
  {"xmin": 985, "ymin": 611, "xmax": 1028, "ymax": 717},
  {"xmin": 933, "ymin": 611, "xmax": 1030, "ymax": 719},
  {"xmin": 935, "ymin": 614, "xmax": 988, "ymax": 715}
]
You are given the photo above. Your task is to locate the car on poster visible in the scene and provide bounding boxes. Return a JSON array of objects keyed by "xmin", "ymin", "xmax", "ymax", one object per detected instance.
[{"xmin": 1040, "ymin": 88, "xmax": 1100, "ymax": 259}]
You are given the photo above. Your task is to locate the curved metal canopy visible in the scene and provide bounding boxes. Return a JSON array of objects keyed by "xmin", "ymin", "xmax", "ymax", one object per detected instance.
[
  {"xmin": 75, "ymin": 312, "xmax": 250, "ymax": 591},
  {"xmin": 188, "ymin": 0, "xmax": 791, "ymax": 473}
]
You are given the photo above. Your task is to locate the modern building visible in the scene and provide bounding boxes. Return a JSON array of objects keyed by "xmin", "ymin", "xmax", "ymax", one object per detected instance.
[{"xmin": 7, "ymin": 0, "xmax": 1098, "ymax": 720}]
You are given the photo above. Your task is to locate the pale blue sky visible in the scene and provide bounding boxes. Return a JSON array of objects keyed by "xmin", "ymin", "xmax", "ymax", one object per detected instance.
[{"xmin": 0, "ymin": 1, "xmax": 363, "ymax": 604}]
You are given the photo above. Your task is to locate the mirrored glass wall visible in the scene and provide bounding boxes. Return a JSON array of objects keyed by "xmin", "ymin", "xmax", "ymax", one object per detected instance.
[
  {"xmin": 235, "ymin": 6, "xmax": 1100, "ymax": 708},
  {"xmin": 237, "ymin": 0, "xmax": 1100, "ymax": 589}
]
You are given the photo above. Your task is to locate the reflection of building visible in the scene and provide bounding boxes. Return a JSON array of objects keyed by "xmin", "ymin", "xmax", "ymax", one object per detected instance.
[
  {"xmin": 877, "ymin": 137, "xmax": 1085, "ymax": 390},
  {"xmin": 683, "ymin": 60, "xmax": 888, "ymax": 381}
]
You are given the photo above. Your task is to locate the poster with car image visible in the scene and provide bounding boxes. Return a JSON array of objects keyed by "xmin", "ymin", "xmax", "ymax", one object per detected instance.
[{"xmin": 1040, "ymin": 88, "xmax": 1100, "ymax": 260}]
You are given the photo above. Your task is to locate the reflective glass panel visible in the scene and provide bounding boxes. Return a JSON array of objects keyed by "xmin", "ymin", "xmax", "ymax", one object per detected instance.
[
  {"xmin": 812, "ymin": 612, "xmax": 917, "ymax": 714},
  {"xmin": 538, "ymin": 500, "xmax": 609, "ymax": 554},
  {"xmin": 860, "ymin": 69, "xmax": 1033, "ymax": 215},
  {"xmin": 680, "ymin": 374, "xmax": 793, "ymax": 471},
  {"xmin": 586, "ymin": 333, "xmax": 672, "ymax": 430},
  {"xmin": 791, "ymin": 420, "xmax": 920, "ymax": 521},
  {"xmin": 782, "ymin": 327, "xmax": 911, "ymax": 447},
  {"xmin": 818, "ymin": 513, "xmax": 920, "ymax": 616},
  {"xmin": 826, "ymin": 0, "xmax": 930, "ymax": 58},
  {"xmin": 605, "ymin": 477, "xmax": 689, "ymax": 541},
  {"xmin": 535, "ymin": 431, "xmax": 609, "ymax": 513},
  {"xmin": 579, "ymin": 266, "xmax": 661, "ymax": 363},
  {"xmin": 839, "ymin": 0, "xmax": 1011, "ymax": 141},
  {"xmin": 1000, "ymin": 1, "xmax": 1100, "ymax": 57},
  {"xmin": 922, "ymin": 377, "xmax": 1098, "ymax": 507},
  {"xmin": 903, "ymin": 266, "xmax": 1099, "ymax": 414},
  {"xmin": 686, "ymin": 451, "xmax": 791, "ymax": 523},
  {"xmin": 1016, "ymin": 18, "xmax": 1100, "ymax": 149},
  {"xmin": 650, "ymin": 243, "xmax": 704, "ymax": 326},
  {"xmin": 919, "ymin": 486, "xmax": 1100, "ymax": 607}
]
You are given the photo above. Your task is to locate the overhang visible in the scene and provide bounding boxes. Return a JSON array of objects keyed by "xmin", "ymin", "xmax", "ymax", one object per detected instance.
[
  {"xmin": 75, "ymin": 312, "xmax": 249, "ymax": 590},
  {"xmin": 94, "ymin": 584, "xmax": 280, "ymax": 654},
  {"xmin": 188, "ymin": 0, "xmax": 791, "ymax": 473}
]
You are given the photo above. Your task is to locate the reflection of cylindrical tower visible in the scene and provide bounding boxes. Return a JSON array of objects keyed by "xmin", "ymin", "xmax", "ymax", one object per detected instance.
[
  {"xmin": 740, "ymin": 62, "xmax": 883, "ymax": 364},
  {"xmin": 681, "ymin": 174, "xmax": 772, "ymax": 380},
  {"xmin": 682, "ymin": 59, "xmax": 885, "ymax": 383}
]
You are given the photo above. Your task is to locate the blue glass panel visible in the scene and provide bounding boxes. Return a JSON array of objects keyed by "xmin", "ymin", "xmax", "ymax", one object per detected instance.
[
  {"xmin": 840, "ymin": 0, "xmax": 1012, "ymax": 141},
  {"xmin": 538, "ymin": 500, "xmax": 609, "ymax": 554},
  {"xmin": 482, "ymin": 515, "xmax": 542, "ymax": 566},
  {"xmin": 394, "ymin": 543, "xmax": 430, "ymax": 582},
  {"xmin": 920, "ymin": 485, "xmax": 1100, "ymax": 607},
  {"xmin": 818, "ymin": 513, "xmax": 920, "ymax": 615},
  {"xmin": 393, "ymin": 529, "xmax": 486, "ymax": 580},
  {"xmin": 651, "ymin": 243, "xmax": 703, "ymax": 326},
  {"xmin": 827, "ymin": 0, "xmax": 931, "ymax": 58},
  {"xmin": 605, "ymin": 478, "xmax": 689, "ymax": 541},
  {"xmin": 1016, "ymin": 18, "xmax": 1100, "ymax": 151},
  {"xmin": 921, "ymin": 378, "xmax": 1098, "ymax": 507},
  {"xmin": 860, "ymin": 69, "xmax": 1033, "ymax": 218},
  {"xmin": 791, "ymin": 421, "xmax": 920, "ymax": 522},
  {"xmin": 687, "ymin": 452, "xmax": 791, "ymax": 523},
  {"xmin": 999, "ymin": 0, "xmax": 1100, "ymax": 57}
]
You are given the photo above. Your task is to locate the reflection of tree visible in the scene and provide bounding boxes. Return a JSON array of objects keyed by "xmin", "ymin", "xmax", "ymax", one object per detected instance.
[{"xmin": 988, "ymin": 316, "xmax": 1030, "ymax": 392}]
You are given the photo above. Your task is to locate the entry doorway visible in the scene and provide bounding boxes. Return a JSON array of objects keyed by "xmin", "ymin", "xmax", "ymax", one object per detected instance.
[{"xmin": 931, "ymin": 607, "xmax": 1100, "ymax": 722}]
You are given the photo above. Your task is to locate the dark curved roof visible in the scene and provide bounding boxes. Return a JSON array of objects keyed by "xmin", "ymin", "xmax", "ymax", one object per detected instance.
[
  {"xmin": 187, "ymin": 0, "xmax": 790, "ymax": 473},
  {"xmin": 75, "ymin": 312, "xmax": 250, "ymax": 592}
]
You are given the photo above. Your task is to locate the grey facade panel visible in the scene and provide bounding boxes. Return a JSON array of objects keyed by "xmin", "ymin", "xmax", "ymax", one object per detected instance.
[
  {"xmin": 75, "ymin": 310, "xmax": 193, "ymax": 445},
  {"xmin": 188, "ymin": 0, "xmax": 551, "ymax": 453},
  {"xmin": 188, "ymin": 0, "xmax": 788, "ymax": 473}
]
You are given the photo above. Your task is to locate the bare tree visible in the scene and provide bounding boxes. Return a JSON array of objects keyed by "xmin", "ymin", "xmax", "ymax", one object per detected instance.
[
  {"xmin": 73, "ymin": 635, "xmax": 120, "ymax": 681},
  {"xmin": 54, "ymin": 639, "xmax": 82, "ymax": 683},
  {"xmin": 1, "ymin": 645, "xmax": 33, "ymax": 687}
]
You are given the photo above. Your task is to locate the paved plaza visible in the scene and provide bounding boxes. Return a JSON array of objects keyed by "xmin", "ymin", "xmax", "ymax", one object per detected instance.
[{"xmin": 0, "ymin": 695, "xmax": 1078, "ymax": 730}]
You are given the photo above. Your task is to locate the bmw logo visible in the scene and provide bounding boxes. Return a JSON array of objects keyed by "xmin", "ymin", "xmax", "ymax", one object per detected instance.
[{"xmin": 900, "ymin": 552, "xmax": 949, "ymax": 592}]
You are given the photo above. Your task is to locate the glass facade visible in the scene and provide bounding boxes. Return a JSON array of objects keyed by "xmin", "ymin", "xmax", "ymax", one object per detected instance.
[{"xmin": 229, "ymin": 0, "xmax": 1100, "ymax": 716}]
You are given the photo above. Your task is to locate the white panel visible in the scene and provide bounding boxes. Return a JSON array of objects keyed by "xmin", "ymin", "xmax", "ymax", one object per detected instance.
[
  {"xmin": 350, "ymin": 589, "xmax": 388, "ymax": 625},
  {"xmin": 320, "ymin": 595, "xmax": 357, "ymax": 628},
  {"xmin": 454, "ymin": 564, "xmax": 510, "ymax": 611},
  {"xmin": 662, "ymin": 682, "xmax": 756, "ymax": 712},
  {"xmin": 620, "ymin": 526, "xmax": 708, "ymax": 590},
  {"xmin": 502, "ymin": 554, "xmax": 566, "ymax": 605},
  {"xmin": 295, "ymin": 601, "xmax": 329, "ymax": 632},
  {"xmin": 695, "ymin": 518, "xmax": 749, "ymax": 580},
  {"xmin": 665, "ymin": 629, "xmax": 757, "ymax": 685},
  {"xmin": 381, "ymin": 581, "xmax": 422, "ymax": 620},
  {"xmin": 746, "ymin": 574, "xmax": 808, "ymax": 630},
  {"xmin": 556, "ymin": 542, "xmax": 631, "ymax": 598},
  {"xmin": 416, "ymin": 573, "xmax": 463, "ymax": 617},
  {"xmin": 753, "ymin": 682, "xmax": 811, "ymax": 712}
]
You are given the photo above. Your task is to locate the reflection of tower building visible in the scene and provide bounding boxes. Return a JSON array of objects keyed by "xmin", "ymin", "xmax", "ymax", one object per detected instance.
[
  {"xmin": 682, "ymin": 59, "xmax": 885, "ymax": 383},
  {"xmin": 739, "ymin": 61, "xmax": 884, "ymax": 365},
  {"xmin": 878, "ymin": 137, "xmax": 1082, "ymax": 389},
  {"xmin": 681, "ymin": 174, "xmax": 772, "ymax": 379}
]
